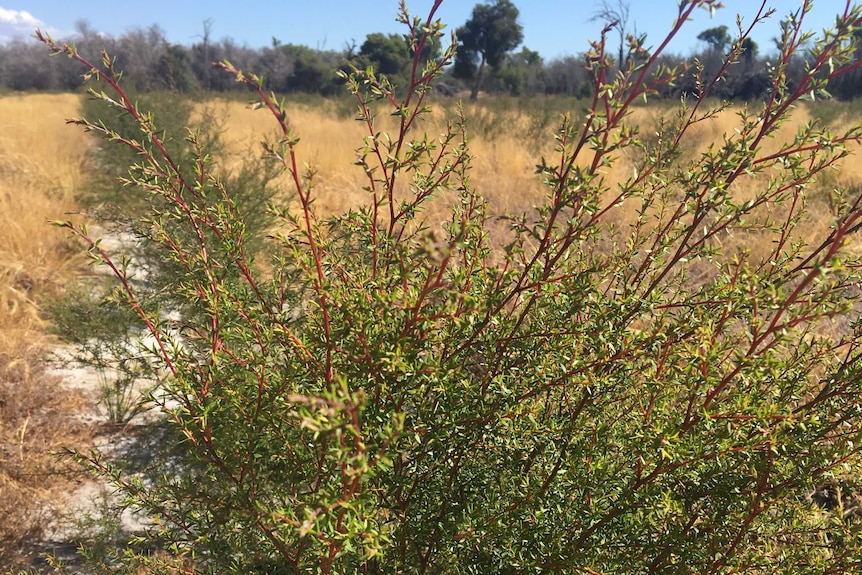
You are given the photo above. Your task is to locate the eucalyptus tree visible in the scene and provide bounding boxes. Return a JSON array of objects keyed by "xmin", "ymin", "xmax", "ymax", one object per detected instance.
[{"xmin": 453, "ymin": 0, "xmax": 523, "ymax": 100}]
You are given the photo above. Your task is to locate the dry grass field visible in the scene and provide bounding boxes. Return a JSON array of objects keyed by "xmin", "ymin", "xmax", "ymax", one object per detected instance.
[
  {"xmin": 0, "ymin": 93, "xmax": 92, "ymax": 566},
  {"xmin": 197, "ymin": 97, "xmax": 559, "ymax": 244},
  {"xmin": 2, "ymin": 90, "xmax": 861, "ymax": 569},
  {"xmin": 206, "ymin": 96, "xmax": 862, "ymax": 255}
]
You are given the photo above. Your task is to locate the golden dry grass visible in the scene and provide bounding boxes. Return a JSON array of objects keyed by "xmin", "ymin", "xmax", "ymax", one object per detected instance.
[
  {"xmin": 198, "ymin": 98, "xmax": 553, "ymax": 232},
  {"xmin": 200, "ymin": 97, "xmax": 862, "ymax": 262},
  {"xmin": 0, "ymin": 93, "xmax": 92, "ymax": 566}
]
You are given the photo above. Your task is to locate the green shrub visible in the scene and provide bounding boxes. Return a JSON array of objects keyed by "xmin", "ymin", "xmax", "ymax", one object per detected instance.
[
  {"xmin": 38, "ymin": 1, "xmax": 862, "ymax": 572},
  {"xmin": 79, "ymin": 86, "xmax": 278, "ymax": 288},
  {"xmin": 50, "ymin": 83, "xmax": 280, "ymax": 420}
]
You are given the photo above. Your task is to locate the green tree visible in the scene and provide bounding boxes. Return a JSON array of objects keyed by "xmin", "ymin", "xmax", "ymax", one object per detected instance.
[
  {"xmin": 543, "ymin": 54, "xmax": 593, "ymax": 97},
  {"xmin": 454, "ymin": 0, "xmax": 524, "ymax": 100},
  {"xmin": 353, "ymin": 31, "xmax": 443, "ymax": 93},
  {"xmin": 497, "ymin": 46, "xmax": 544, "ymax": 95},
  {"xmin": 156, "ymin": 43, "xmax": 197, "ymax": 91},
  {"xmin": 740, "ymin": 37, "xmax": 758, "ymax": 61},
  {"xmin": 698, "ymin": 24, "xmax": 732, "ymax": 52},
  {"xmin": 281, "ymin": 44, "xmax": 342, "ymax": 94},
  {"xmin": 358, "ymin": 32, "xmax": 411, "ymax": 77}
]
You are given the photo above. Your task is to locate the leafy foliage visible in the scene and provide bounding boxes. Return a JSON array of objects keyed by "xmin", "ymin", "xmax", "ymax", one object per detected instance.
[
  {"xmin": 359, "ymin": 32, "xmax": 413, "ymax": 78},
  {"xmin": 37, "ymin": 0, "xmax": 862, "ymax": 573},
  {"xmin": 454, "ymin": 0, "xmax": 524, "ymax": 100},
  {"xmin": 698, "ymin": 25, "xmax": 732, "ymax": 52}
]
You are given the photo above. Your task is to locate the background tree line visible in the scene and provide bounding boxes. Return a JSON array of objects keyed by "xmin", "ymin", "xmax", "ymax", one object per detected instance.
[{"xmin": 4, "ymin": 0, "xmax": 861, "ymax": 100}]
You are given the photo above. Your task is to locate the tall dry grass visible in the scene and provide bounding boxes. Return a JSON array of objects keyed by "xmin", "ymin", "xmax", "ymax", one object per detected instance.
[
  {"xmin": 201, "ymin": 96, "xmax": 862, "ymax": 259},
  {"xmin": 0, "ymin": 93, "xmax": 91, "ymax": 566},
  {"xmin": 197, "ymin": 97, "xmax": 554, "ymax": 243}
]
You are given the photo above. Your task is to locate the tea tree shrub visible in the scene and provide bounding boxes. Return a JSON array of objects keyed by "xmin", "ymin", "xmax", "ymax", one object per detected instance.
[
  {"xmin": 49, "ymin": 85, "xmax": 281, "ymax": 424},
  {"xmin": 39, "ymin": 1, "xmax": 862, "ymax": 572},
  {"xmin": 78, "ymin": 87, "xmax": 280, "ymax": 295}
]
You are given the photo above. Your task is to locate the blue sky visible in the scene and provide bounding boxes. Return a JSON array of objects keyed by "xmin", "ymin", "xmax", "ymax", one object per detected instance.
[{"xmin": 2, "ymin": 1, "xmax": 851, "ymax": 59}]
